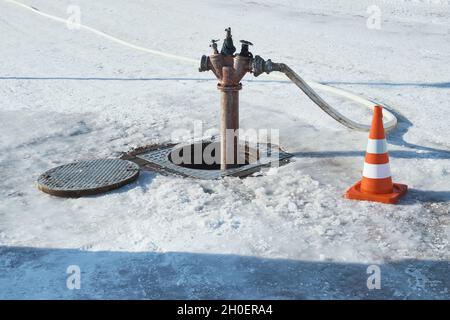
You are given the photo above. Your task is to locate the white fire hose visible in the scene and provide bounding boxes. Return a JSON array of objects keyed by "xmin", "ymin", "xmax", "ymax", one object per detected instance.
[
  {"xmin": 5, "ymin": 0, "xmax": 398, "ymax": 132},
  {"xmin": 252, "ymin": 60, "xmax": 397, "ymax": 131}
]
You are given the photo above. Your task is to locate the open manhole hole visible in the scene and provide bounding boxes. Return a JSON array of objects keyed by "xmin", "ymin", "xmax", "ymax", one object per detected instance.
[
  {"xmin": 167, "ymin": 141, "xmax": 258, "ymax": 170},
  {"xmin": 124, "ymin": 140, "xmax": 293, "ymax": 179}
]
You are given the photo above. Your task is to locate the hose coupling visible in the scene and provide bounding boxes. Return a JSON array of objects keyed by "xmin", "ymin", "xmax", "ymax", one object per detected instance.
[{"xmin": 251, "ymin": 55, "xmax": 283, "ymax": 77}]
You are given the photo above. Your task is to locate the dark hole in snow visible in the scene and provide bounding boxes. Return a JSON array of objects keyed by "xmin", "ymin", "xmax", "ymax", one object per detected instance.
[{"xmin": 167, "ymin": 142, "xmax": 259, "ymax": 170}]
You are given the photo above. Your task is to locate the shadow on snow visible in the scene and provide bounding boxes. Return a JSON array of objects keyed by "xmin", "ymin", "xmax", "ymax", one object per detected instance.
[{"xmin": 0, "ymin": 246, "xmax": 448, "ymax": 299}]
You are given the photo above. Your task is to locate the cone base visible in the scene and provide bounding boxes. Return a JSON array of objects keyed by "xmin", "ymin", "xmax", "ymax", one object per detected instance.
[{"xmin": 345, "ymin": 181, "xmax": 408, "ymax": 204}]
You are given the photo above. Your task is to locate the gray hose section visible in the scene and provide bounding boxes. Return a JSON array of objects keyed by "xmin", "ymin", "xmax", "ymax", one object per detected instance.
[{"xmin": 279, "ymin": 63, "xmax": 372, "ymax": 131}]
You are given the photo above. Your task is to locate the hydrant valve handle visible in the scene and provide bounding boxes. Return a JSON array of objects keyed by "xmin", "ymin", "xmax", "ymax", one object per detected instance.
[
  {"xmin": 240, "ymin": 40, "xmax": 253, "ymax": 46},
  {"xmin": 210, "ymin": 39, "xmax": 220, "ymax": 54}
]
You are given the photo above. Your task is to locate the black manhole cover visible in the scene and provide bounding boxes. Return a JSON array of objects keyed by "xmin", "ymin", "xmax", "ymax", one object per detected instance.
[{"xmin": 37, "ymin": 159, "xmax": 140, "ymax": 197}]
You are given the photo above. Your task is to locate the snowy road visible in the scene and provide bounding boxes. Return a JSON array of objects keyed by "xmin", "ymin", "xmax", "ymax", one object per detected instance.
[{"xmin": 0, "ymin": 0, "xmax": 449, "ymax": 299}]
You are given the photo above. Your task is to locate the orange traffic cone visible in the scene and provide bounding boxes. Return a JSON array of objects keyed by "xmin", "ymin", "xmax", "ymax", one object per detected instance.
[{"xmin": 345, "ymin": 106, "xmax": 407, "ymax": 204}]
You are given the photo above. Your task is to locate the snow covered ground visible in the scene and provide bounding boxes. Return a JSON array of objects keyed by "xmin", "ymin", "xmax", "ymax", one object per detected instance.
[{"xmin": 0, "ymin": 0, "xmax": 449, "ymax": 299}]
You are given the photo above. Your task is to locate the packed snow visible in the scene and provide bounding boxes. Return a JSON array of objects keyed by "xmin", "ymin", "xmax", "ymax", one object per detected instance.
[{"xmin": 0, "ymin": 0, "xmax": 449, "ymax": 299}]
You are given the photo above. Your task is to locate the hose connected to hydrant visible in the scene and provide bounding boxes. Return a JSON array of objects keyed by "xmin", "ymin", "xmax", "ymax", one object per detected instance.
[
  {"xmin": 200, "ymin": 28, "xmax": 397, "ymax": 134},
  {"xmin": 5, "ymin": 0, "xmax": 398, "ymax": 132},
  {"xmin": 6, "ymin": 0, "xmax": 397, "ymax": 133},
  {"xmin": 199, "ymin": 28, "xmax": 397, "ymax": 169}
]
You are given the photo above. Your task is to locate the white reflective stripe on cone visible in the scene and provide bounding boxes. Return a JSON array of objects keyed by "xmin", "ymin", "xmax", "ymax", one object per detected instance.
[
  {"xmin": 362, "ymin": 162, "xmax": 392, "ymax": 179},
  {"xmin": 366, "ymin": 139, "xmax": 388, "ymax": 154}
]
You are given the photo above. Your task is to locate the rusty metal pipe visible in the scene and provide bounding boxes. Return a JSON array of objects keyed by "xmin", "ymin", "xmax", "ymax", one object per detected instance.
[
  {"xmin": 199, "ymin": 28, "xmax": 254, "ymax": 170},
  {"xmin": 220, "ymin": 89, "xmax": 239, "ymax": 169}
]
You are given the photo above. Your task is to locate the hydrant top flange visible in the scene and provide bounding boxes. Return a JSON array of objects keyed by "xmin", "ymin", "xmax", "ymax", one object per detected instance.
[{"xmin": 199, "ymin": 27, "xmax": 254, "ymax": 88}]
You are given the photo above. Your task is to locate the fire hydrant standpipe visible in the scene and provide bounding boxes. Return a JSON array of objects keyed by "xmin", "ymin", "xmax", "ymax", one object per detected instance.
[
  {"xmin": 200, "ymin": 28, "xmax": 397, "ymax": 170},
  {"xmin": 200, "ymin": 28, "xmax": 254, "ymax": 170}
]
